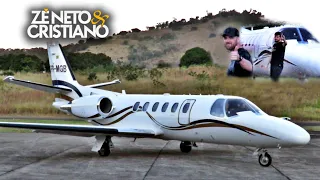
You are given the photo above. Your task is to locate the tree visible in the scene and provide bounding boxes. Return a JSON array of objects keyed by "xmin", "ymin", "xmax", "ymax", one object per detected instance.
[
  {"xmin": 179, "ymin": 47, "xmax": 212, "ymax": 67},
  {"xmin": 131, "ymin": 28, "xmax": 141, "ymax": 33},
  {"xmin": 0, "ymin": 54, "xmax": 43, "ymax": 72}
]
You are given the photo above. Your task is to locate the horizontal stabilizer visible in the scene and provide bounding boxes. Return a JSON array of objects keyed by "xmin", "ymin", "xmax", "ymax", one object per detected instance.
[
  {"xmin": 86, "ymin": 79, "xmax": 121, "ymax": 88},
  {"xmin": 3, "ymin": 76, "xmax": 72, "ymax": 94},
  {"xmin": 0, "ymin": 122, "xmax": 159, "ymax": 138}
]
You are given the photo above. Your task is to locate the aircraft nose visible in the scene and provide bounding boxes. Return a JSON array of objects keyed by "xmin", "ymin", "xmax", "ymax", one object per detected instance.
[
  {"xmin": 290, "ymin": 127, "xmax": 310, "ymax": 145},
  {"xmin": 283, "ymin": 123, "xmax": 310, "ymax": 146},
  {"xmin": 305, "ymin": 54, "xmax": 320, "ymax": 76},
  {"xmin": 293, "ymin": 47, "xmax": 320, "ymax": 77},
  {"xmin": 285, "ymin": 45, "xmax": 320, "ymax": 77}
]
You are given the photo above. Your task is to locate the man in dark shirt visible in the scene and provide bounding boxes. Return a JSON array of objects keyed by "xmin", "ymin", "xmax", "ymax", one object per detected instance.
[
  {"xmin": 268, "ymin": 32, "xmax": 287, "ymax": 81},
  {"xmin": 222, "ymin": 27, "xmax": 253, "ymax": 77}
]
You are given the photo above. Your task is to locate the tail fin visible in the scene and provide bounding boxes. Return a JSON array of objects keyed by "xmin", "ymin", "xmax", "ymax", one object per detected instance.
[
  {"xmin": 47, "ymin": 42, "xmax": 83, "ymax": 98},
  {"xmin": 47, "ymin": 42, "xmax": 77, "ymax": 83}
]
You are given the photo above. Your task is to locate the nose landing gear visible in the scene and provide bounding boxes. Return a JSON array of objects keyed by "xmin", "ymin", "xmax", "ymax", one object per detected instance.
[
  {"xmin": 258, "ymin": 152, "xmax": 272, "ymax": 167},
  {"xmin": 254, "ymin": 148, "xmax": 272, "ymax": 167}
]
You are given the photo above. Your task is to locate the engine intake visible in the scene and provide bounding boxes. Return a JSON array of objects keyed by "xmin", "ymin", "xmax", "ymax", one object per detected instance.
[
  {"xmin": 98, "ymin": 97, "xmax": 113, "ymax": 115},
  {"xmin": 61, "ymin": 95, "xmax": 114, "ymax": 118}
]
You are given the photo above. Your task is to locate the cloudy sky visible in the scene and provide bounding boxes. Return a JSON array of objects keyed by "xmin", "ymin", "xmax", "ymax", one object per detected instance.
[{"xmin": 1, "ymin": 0, "xmax": 318, "ymax": 49}]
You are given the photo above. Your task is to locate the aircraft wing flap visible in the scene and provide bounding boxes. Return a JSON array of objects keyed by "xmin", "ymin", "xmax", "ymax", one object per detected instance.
[
  {"xmin": 0, "ymin": 122, "xmax": 158, "ymax": 138},
  {"xmin": 3, "ymin": 76, "xmax": 72, "ymax": 94},
  {"xmin": 32, "ymin": 129, "xmax": 96, "ymax": 137}
]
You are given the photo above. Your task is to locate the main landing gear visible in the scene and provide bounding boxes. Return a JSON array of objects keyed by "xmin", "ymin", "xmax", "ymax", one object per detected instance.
[
  {"xmin": 180, "ymin": 141, "xmax": 197, "ymax": 153},
  {"xmin": 98, "ymin": 136, "xmax": 114, "ymax": 156},
  {"xmin": 254, "ymin": 148, "xmax": 272, "ymax": 167}
]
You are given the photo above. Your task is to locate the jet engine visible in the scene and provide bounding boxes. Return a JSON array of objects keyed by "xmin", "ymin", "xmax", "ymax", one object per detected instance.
[{"xmin": 60, "ymin": 95, "xmax": 114, "ymax": 118}]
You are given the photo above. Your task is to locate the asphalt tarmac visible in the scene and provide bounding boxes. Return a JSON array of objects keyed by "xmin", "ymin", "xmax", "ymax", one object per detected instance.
[{"xmin": 0, "ymin": 133, "xmax": 319, "ymax": 180}]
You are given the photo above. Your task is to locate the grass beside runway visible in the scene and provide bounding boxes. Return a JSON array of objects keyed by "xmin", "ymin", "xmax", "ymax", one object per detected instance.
[
  {"xmin": 0, "ymin": 119, "xmax": 90, "ymax": 133},
  {"xmin": 303, "ymin": 126, "xmax": 320, "ymax": 131}
]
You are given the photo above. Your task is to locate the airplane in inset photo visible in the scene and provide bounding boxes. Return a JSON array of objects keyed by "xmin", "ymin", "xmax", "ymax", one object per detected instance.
[
  {"xmin": 240, "ymin": 24, "xmax": 320, "ymax": 79},
  {"xmin": 0, "ymin": 42, "xmax": 310, "ymax": 167}
]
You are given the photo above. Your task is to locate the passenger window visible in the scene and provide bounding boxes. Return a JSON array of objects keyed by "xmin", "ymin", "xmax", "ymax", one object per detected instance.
[
  {"xmin": 182, "ymin": 103, "xmax": 190, "ymax": 113},
  {"xmin": 133, "ymin": 102, "xmax": 140, "ymax": 111},
  {"xmin": 152, "ymin": 102, "xmax": 159, "ymax": 112},
  {"xmin": 171, "ymin": 103, "xmax": 179, "ymax": 113},
  {"xmin": 143, "ymin": 102, "xmax": 149, "ymax": 111},
  {"xmin": 162, "ymin": 102, "xmax": 169, "ymax": 112},
  {"xmin": 225, "ymin": 99, "xmax": 255, "ymax": 117},
  {"xmin": 210, "ymin": 99, "xmax": 225, "ymax": 117}
]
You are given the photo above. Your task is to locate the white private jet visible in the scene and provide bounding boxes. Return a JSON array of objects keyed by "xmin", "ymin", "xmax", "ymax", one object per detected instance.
[
  {"xmin": 240, "ymin": 24, "xmax": 320, "ymax": 79},
  {"xmin": 0, "ymin": 42, "xmax": 310, "ymax": 167}
]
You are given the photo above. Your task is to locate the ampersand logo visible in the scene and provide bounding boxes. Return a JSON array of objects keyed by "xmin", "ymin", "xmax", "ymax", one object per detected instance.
[{"xmin": 91, "ymin": 10, "xmax": 109, "ymax": 27}]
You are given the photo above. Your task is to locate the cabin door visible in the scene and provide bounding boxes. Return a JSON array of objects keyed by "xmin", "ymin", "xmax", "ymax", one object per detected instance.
[
  {"xmin": 178, "ymin": 99, "xmax": 196, "ymax": 125},
  {"xmin": 254, "ymin": 44, "xmax": 260, "ymax": 59}
]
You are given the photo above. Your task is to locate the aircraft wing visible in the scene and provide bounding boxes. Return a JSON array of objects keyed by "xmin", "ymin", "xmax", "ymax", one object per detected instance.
[
  {"xmin": 3, "ymin": 76, "xmax": 72, "ymax": 94},
  {"xmin": 0, "ymin": 122, "xmax": 159, "ymax": 138}
]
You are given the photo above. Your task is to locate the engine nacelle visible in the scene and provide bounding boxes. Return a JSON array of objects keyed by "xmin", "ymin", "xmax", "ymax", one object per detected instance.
[{"xmin": 61, "ymin": 95, "xmax": 114, "ymax": 118}]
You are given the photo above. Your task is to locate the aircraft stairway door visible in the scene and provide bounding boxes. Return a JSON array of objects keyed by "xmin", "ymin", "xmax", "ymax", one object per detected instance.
[
  {"xmin": 178, "ymin": 99, "xmax": 196, "ymax": 125},
  {"xmin": 254, "ymin": 44, "xmax": 260, "ymax": 59}
]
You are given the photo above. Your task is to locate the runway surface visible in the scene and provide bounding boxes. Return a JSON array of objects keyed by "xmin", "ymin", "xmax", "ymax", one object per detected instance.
[{"xmin": 0, "ymin": 133, "xmax": 319, "ymax": 180}]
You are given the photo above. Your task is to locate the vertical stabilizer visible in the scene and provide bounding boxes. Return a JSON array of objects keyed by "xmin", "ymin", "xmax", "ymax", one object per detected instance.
[{"xmin": 47, "ymin": 41, "xmax": 83, "ymax": 99}]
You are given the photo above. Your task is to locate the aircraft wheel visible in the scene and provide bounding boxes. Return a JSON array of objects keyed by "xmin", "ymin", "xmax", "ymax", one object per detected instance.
[
  {"xmin": 180, "ymin": 141, "xmax": 192, "ymax": 153},
  {"xmin": 98, "ymin": 143, "xmax": 111, "ymax": 156},
  {"xmin": 258, "ymin": 152, "xmax": 272, "ymax": 167}
]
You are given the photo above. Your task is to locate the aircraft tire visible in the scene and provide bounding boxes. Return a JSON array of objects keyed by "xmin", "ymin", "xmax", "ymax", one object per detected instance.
[
  {"xmin": 180, "ymin": 141, "xmax": 192, "ymax": 153},
  {"xmin": 258, "ymin": 152, "xmax": 272, "ymax": 167},
  {"xmin": 98, "ymin": 143, "xmax": 111, "ymax": 156},
  {"xmin": 98, "ymin": 148, "xmax": 110, "ymax": 156}
]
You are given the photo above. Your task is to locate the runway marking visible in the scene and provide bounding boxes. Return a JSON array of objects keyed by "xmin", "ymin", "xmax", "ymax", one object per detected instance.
[
  {"xmin": 244, "ymin": 146, "xmax": 291, "ymax": 180},
  {"xmin": 0, "ymin": 145, "xmax": 85, "ymax": 177},
  {"xmin": 142, "ymin": 141, "xmax": 169, "ymax": 180},
  {"xmin": 271, "ymin": 165, "xmax": 291, "ymax": 180}
]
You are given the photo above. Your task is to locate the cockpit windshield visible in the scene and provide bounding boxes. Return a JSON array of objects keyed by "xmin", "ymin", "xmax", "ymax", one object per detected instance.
[
  {"xmin": 210, "ymin": 99, "xmax": 226, "ymax": 117},
  {"xmin": 280, "ymin": 27, "xmax": 319, "ymax": 43},
  {"xmin": 225, "ymin": 98, "xmax": 260, "ymax": 117},
  {"xmin": 299, "ymin": 28, "xmax": 319, "ymax": 43},
  {"xmin": 280, "ymin": 28, "xmax": 301, "ymax": 41},
  {"xmin": 244, "ymin": 99, "xmax": 266, "ymax": 115},
  {"xmin": 210, "ymin": 98, "xmax": 263, "ymax": 118}
]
